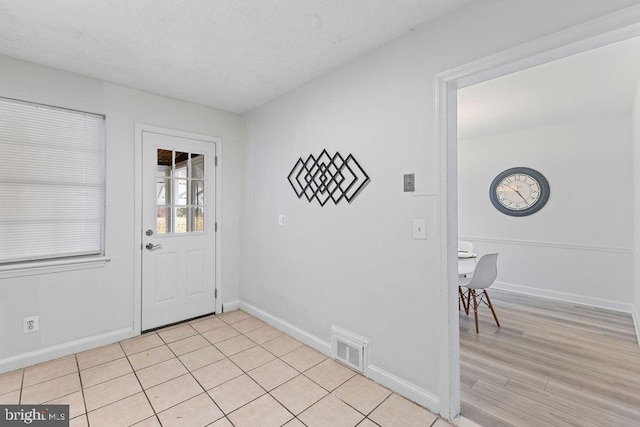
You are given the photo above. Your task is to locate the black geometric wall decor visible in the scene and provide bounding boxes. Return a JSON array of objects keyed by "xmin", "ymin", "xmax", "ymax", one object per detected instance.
[{"xmin": 287, "ymin": 149, "xmax": 371, "ymax": 206}]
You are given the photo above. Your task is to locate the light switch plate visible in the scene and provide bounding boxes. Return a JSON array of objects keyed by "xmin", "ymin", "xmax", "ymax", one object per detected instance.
[
  {"xmin": 404, "ymin": 174, "xmax": 415, "ymax": 192},
  {"xmin": 278, "ymin": 214, "xmax": 286, "ymax": 226},
  {"xmin": 412, "ymin": 219, "xmax": 427, "ymax": 240}
]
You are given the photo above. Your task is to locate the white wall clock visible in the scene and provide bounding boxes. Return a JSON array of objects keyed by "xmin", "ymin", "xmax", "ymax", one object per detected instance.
[{"xmin": 489, "ymin": 167, "xmax": 550, "ymax": 217}]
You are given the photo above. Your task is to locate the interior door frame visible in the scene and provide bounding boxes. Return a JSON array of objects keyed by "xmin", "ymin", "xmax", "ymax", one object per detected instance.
[
  {"xmin": 435, "ymin": 5, "xmax": 640, "ymax": 420},
  {"xmin": 134, "ymin": 123, "xmax": 223, "ymax": 335}
]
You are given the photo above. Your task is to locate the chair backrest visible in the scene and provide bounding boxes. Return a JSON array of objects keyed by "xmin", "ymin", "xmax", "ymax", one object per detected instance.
[
  {"xmin": 466, "ymin": 253, "xmax": 498, "ymax": 290},
  {"xmin": 458, "ymin": 241, "xmax": 473, "ymax": 253}
]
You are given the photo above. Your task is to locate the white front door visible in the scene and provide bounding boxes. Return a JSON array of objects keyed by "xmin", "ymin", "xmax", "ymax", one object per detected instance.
[{"xmin": 141, "ymin": 131, "xmax": 216, "ymax": 331}]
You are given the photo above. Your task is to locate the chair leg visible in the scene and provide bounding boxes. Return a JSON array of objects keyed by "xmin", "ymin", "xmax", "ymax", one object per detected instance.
[
  {"xmin": 458, "ymin": 286, "xmax": 468, "ymax": 313},
  {"xmin": 465, "ymin": 288, "xmax": 472, "ymax": 315},
  {"xmin": 471, "ymin": 289, "xmax": 479, "ymax": 333},
  {"xmin": 483, "ymin": 290, "xmax": 500, "ymax": 327}
]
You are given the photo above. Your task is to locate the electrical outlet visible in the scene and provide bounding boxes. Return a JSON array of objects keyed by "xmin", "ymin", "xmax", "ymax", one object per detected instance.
[
  {"xmin": 278, "ymin": 214, "xmax": 286, "ymax": 226},
  {"xmin": 23, "ymin": 315, "xmax": 39, "ymax": 334}
]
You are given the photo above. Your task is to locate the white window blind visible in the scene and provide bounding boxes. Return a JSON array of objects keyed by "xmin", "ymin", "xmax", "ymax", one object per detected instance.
[{"xmin": 0, "ymin": 97, "xmax": 105, "ymax": 264}]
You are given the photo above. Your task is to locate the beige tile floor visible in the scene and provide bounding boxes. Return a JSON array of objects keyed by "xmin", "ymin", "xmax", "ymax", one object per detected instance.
[{"xmin": 0, "ymin": 310, "xmax": 452, "ymax": 427}]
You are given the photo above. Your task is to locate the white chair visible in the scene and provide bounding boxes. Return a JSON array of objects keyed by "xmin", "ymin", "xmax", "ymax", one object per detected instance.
[{"xmin": 459, "ymin": 253, "xmax": 500, "ymax": 333}]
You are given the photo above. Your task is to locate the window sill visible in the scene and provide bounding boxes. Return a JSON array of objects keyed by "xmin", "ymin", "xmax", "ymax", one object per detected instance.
[{"xmin": 0, "ymin": 256, "xmax": 111, "ymax": 279}]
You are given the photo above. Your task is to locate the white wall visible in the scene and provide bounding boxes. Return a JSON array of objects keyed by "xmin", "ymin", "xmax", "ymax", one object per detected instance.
[
  {"xmin": 459, "ymin": 115, "xmax": 634, "ymax": 308},
  {"xmin": 240, "ymin": 0, "xmax": 640, "ymax": 413},
  {"xmin": 632, "ymin": 75, "xmax": 640, "ymax": 339},
  {"xmin": 0, "ymin": 55, "xmax": 243, "ymax": 371}
]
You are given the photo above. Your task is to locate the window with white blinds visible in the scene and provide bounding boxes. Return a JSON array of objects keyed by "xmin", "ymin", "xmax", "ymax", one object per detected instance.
[{"xmin": 0, "ymin": 97, "xmax": 105, "ymax": 264}]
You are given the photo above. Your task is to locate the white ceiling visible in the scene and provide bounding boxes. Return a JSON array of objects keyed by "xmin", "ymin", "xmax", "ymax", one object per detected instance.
[
  {"xmin": 0, "ymin": 0, "xmax": 473, "ymax": 114},
  {"xmin": 458, "ymin": 36, "xmax": 640, "ymax": 140}
]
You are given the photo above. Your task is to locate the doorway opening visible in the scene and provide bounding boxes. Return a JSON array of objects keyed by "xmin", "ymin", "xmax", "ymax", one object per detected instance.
[{"xmin": 437, "ymin": 9, "xmax": 640, "ymax": 422}]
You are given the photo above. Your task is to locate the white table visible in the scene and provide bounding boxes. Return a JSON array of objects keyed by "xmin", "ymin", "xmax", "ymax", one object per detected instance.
[
  {"xmin": 458, "ymin": 251, "xmax": 477, "ymax": 277},
  {"xmin": 458, "ymin": 251, "xmax": 477, "ymax": 312}
]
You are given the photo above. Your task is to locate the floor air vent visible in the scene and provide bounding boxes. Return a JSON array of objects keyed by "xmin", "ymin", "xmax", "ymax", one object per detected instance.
[{"xmin": 331, "ymin": 326, "xmax": 368, "ymax": 373}]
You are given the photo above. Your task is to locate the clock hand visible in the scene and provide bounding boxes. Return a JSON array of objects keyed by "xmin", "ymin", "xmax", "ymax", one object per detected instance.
[{"xmin": 505, "ymin": 184, "xmax": 528, "ymax": 203}]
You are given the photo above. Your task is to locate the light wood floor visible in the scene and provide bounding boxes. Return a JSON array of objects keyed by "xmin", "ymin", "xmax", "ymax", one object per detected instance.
[{"xmin": 459, "ymin": 289, "xmax": 640, "ymax": 427}]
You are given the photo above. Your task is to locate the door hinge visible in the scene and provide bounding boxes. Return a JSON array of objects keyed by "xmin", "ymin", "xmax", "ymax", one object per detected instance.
[
  {"xmin": 215, "ymin": 156, "xmax": 218, "ymax": 166},
  {"xmin": 215, "ymin": 289, "xmax": 217, "ymax": 299},
  {"xmin": 215, "ymin": 222, "xmax": 218, "ymax": 232}
]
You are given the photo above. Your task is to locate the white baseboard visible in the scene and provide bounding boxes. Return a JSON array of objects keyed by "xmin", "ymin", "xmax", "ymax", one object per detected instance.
[
  {"xmin": 238, "ymin": 300, "xmax": 440, "ymax": 414},
  {"xmin": 0, "ymin": 327, "xmax": 134, "ymax": 374},
  {"xmin": 365, "ymin": 364, "xmax": 440, "ymax": 414},
  {"xmin": 492, "ymin": 281, "xmax": 634, "ymax": 314},
  {"xmin": 632, "ymin": 306, "xmax": 640, "ymax": 348},
  {"xmin": 238, "ymin": 301, "xmax": 331, "ymax": 356},
  {"xmin": 222, "ymin": 300, "xmax": 240, "ymax": 312},
  {"xmin": 452, "ymin": 415, "xmax": 483, "ymax": 427}
]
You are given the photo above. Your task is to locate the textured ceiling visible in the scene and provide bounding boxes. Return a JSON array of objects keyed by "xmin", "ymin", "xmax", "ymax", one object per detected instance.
[
  {"xmin": 458, "ymin": 36, "xmax": 640, "ymax": 139},
  {"xmin": 0, "ymin": 0, "xmax": 473, "ymax": 114}
]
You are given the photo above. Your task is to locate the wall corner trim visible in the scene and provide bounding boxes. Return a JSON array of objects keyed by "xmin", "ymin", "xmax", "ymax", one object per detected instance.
[
  {"xmin": 0, "ymin": 327, "xmax": 134, "ymax": 374},
  {"xmin": 222, "ymin": 300, "xmax": 240, "ymax": 312}
]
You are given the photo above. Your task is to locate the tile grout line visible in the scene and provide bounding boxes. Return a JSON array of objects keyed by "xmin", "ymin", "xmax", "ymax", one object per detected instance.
[
  {"xmin": 117, "ymin": 339, "xmax": 162, "ymax": 426},
  {"xmin": 73, "ymin": 354, "xmax": 89, "ymax": 425},
  {"xmin": 219, "ymin": 314, "xmax": 396, "ymax": 426},
  {"xmin": 18, "ymin": 367, "xmax": 24, "ymax": 404},
  {"xmin": 208, "ymin": 326, "xmax": 294, "ymax": 424},
  {"xmin": 156, "ymin": 320, "xmax": 286, "ymax": 425},
  {"xmin": 152, "ymin": 323, "xmax": 228, "ymax": 424},
  {"xmin": 240, "ymin": 329, "xmax": 376, "ymax": 426},
  {"xmin": 19, "ymin": 356, "xmax": 77, "ymax": 395},
  {"xmin": 229, "ymin": 322, "xmax": 317, "ymax": 426},
  {"xmin": 363, "ymin": 392, "xmax": 394, "ymax": 425},
  {"xmin": 199, "ymin": 314, "xmax": 268, "ymax": 426},
  {"xmin": 195, "ymin": 315, "xmax": 318, "ymax": 426},
  {"xmin": 266, "ymin": 373, "xmax": 325, "ymax": 418},
  {"xmin": 356, "ymin": 417, "xmax": 381, "ymax": 427}
]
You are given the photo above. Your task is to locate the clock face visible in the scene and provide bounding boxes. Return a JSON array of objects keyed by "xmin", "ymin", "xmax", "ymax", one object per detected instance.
[
  {"xmin": 489, "ymin": 167, "xmax": 550, "ymax": 216},
  {"xmin": 495, "ymin": 174, "xmax": 540, "ymax": 210}
]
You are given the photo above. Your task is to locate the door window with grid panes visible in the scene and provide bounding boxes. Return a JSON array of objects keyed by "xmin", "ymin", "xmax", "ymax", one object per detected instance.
[{"xmin": 156, "ymin": 149, "xmax": 206, "ymax": 235}]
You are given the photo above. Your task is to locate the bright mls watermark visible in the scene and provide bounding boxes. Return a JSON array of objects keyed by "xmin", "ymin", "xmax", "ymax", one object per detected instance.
[{"xmin": 0, "ymin": 405, "xmax": 68, "ymax": 426}]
